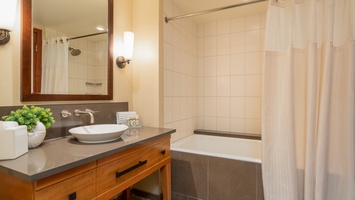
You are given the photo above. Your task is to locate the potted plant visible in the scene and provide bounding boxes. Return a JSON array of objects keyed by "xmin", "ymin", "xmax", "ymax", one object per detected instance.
[{"xmin": 2, "ymin": 105, "xmax": 55, "ymax": 148}]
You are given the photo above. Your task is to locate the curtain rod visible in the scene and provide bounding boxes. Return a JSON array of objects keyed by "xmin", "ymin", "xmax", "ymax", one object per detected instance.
[
  {"xmin": 165, "ymin": 0, "xmax": 267, "ymax": 23},
  {"xmin": 68, "ymin": 31, "xmax": 108, "ymax": 41}
]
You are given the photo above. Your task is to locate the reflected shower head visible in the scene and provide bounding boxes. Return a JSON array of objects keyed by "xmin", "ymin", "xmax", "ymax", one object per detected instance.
[{"xmin": 68, "ymin": 47, "xmax": 81, "ymax": 56}]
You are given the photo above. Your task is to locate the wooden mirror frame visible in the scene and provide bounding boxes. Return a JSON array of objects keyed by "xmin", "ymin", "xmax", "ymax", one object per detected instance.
[{"xmin": 21, "ymin": 0, "xmax": 113, "ymax": 101}]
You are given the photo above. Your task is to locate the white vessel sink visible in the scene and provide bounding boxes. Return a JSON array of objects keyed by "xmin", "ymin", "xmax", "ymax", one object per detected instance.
[{"xmin": 69, "ymin": 124, "xmax": 128, "ymax": 143}]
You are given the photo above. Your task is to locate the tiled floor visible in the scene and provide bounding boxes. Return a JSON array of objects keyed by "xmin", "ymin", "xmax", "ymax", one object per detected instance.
[
  {"xmin": 130, "ymin": 194, "xmax": 151, "ymax": 200},
  {"xmin": 110, "ymin": 194, "xmax": 151, "ymax": 200}
]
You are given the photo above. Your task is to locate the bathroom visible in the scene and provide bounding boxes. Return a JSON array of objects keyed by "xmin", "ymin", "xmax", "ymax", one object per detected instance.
[{"xmin": 0, "ymin": 0, "xmax": 354, "ymax": 200}]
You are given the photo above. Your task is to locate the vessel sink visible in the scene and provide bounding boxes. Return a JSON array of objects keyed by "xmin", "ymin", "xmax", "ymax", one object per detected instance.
[{"xmin": 69, "ymin": 124, "xmax": 128, "ymax": 143}]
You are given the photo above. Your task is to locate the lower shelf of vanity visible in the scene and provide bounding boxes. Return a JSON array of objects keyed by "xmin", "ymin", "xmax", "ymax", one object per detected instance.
[{"xmin": 0, "ymin": 135, "xmax": 171, "ymax": 200}]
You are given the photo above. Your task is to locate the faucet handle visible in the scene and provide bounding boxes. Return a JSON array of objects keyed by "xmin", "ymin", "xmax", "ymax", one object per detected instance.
[{"xmin": 61, "ymin": 110, "xmax": 72, "ymax": 118}]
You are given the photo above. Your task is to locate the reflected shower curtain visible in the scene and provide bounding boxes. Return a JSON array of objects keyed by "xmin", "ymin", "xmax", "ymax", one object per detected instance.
[
  {"xmin": 262, "ymin": 0, "xmax": 355, "ymax": 200},
  {"xmin": 41, "ymin": 36, "xmax": 69, "ymax": 94}
]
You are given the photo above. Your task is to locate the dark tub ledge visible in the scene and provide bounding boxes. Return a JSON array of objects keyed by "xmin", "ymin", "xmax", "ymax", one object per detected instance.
[{"xmin": 194, "ymin": 129, "xmax": 261, "ymax": 140}]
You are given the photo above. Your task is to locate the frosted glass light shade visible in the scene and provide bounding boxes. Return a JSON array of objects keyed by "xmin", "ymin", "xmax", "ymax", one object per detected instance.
[
  {"xmin": 116, "ymin": 31, "xmax": 135, "ymax": 68},
  {"xmin": 0, "ymin": 0, "xmax": 18, "ymax": 31},
  {"xmin": 123, "ymin": 32, "xmax": 134, "ymax": 60}
]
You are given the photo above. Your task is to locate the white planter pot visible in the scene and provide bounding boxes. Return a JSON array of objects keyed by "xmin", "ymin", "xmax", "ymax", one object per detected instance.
[{"xmin": 28, "ymin": 122, "xmax": 46, "ymax": 148}]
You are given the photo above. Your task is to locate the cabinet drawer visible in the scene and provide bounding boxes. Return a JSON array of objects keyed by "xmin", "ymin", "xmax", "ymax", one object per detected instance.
[
  {"xmin": 35, "ymin": 169, "xmax": 96, "ymax": 200},
  {"xmin": 97, "ymin": 148, "xmax": 152, "ymax": 194}
]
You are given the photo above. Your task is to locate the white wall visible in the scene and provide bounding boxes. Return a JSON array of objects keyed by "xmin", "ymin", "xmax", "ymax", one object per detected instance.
[
  {"xmin": 36, "ymin": 27, "xmax": 108, "ymax": 95},
  {"xmin": 162, "ymin": 2, "xmax": 266, "ymax": 136},
  {"xmin": 67, "ymin": 38, "xmax": 108, "ymax": 95},
  {"xmin": 197, "ymin": 13, "xmax": 266, "ymax": 135},
  {"xmin": 163, "ymin": 0, "xmax": 199, "ymax": 142}
]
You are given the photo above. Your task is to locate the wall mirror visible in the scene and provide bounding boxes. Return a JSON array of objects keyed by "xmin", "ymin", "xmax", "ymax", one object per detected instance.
[{"xmin": 21, "ymin": 0, "xmax": 113, "ymax": 101}]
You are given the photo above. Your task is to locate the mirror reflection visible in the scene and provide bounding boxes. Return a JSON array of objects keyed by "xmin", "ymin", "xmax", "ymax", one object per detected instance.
[{"xmin": 32, "ymin": 0, "xmax": 108, "ymax": 95}]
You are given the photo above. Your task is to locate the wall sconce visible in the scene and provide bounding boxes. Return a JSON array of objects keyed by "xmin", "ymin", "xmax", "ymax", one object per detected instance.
[
  {"xmin": 0, "ymin": 0, "xmax": 18, "ymax": 45},
  {"xmin": 116, "ymin": 31, "xmax": 134, "ymax": 68}
]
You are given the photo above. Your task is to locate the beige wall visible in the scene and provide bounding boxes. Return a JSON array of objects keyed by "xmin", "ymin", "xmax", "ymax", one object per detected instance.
[
  {"xmin": 130, "ymin": 0, "xmax": 163, "ymax": 195},
  {"xmin": 0, "ymin": 40, "xmax": 16, "ymax": 106},
  {"xmin": 132, "ymin": 0, "xmax": 163, "ymax": 127},
  {"xmin": 0, "ymin": 0, "xmax": 21, "ymax": 106},
  {"xmin": 113, "ymin": 0, "xmax": 134, "ymax": 110},
  {"xmin": 0, "ymin": 0, "xmax": 162, "ymax": 128}
]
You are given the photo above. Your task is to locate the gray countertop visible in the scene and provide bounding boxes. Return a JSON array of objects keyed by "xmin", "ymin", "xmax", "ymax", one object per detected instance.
[{"xmin": 0, "ymin": 127, "xmax": 175, "ymax": 182}]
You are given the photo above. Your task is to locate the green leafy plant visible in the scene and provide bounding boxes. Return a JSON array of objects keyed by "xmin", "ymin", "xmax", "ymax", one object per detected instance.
[{"xmin": 2, "ymin": 105, "xmax": 55, "ymax": 131}]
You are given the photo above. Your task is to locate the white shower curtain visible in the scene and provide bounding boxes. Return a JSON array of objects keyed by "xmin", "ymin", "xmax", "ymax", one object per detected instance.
[
  {"xmin": 262, "ymin": 0, "xmax": 355, "ymax": 200},
  {"xmin": 41, "ymin": 36, "xmax": 69, "ymax": 94}
]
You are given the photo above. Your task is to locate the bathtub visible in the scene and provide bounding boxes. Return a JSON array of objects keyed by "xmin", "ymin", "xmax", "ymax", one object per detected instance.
[
  {"xmin": 171, "ymin": 134, "xmax": 264, "ymax": 200},
  {"xmin": 171, "ymin": 134, "xmax": 262, "ymax": 163}
]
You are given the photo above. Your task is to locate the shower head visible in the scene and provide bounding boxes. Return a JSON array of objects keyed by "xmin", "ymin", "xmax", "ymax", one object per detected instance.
[{"xmin": 68, "ymin": 47, "xmax": 81, "ymax": 56}]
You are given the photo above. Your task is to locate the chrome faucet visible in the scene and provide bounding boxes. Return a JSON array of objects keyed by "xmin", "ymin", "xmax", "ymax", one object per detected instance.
[{"xmin": 74, "ymin": 109, "xmax": 97, "ymax": 124}]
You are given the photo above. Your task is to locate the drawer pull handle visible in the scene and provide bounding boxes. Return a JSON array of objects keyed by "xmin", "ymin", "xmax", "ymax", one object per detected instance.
[
  {"xmin": 68, "ymin": 192, "xmax": 77, "ymax": 200},
  {"xmin": 161, "ymin": 150, "xmax": 166, "ymax": 155},
  {"xmin": 116, "ymin": 160, "xmax": 148, "ymax": 178}
]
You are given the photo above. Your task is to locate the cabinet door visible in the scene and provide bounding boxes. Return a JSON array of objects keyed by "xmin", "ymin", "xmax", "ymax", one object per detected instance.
[
  {"xmin": 35, "ymin": 169, "xmax": 96, "ymax": 200},
  {"xmin": 150, "ymin": 140, "xmax": 170, "ymax": 164}
]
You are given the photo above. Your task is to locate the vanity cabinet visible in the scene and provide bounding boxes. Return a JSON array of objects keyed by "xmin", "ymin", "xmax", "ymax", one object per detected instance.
[
  {"xmin": 96, "ymin": 135, "xmax": 171, "ymax": 199},
  {"xmin": 0, "ymin": 135, "xmax": 171, "ymax": 200}
]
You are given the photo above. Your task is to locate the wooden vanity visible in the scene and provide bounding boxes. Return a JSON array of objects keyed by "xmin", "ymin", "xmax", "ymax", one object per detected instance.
[{"xmin": 0, "ymin": 127, "xmax": 173, "ymax": 200}]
